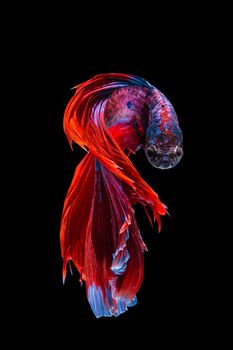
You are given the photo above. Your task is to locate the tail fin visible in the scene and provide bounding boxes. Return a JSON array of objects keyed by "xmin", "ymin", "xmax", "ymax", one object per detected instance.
[
  {"xmin": 60, "ymin": 73, "xmax": 167, "ymax": 317},
  {"xmin": 61, "ymin": 155, "xmax": 147, "ymax": 317},
  {"xmin": 60, "ymin": 152, "xmax": 96, "ymax": 283}
]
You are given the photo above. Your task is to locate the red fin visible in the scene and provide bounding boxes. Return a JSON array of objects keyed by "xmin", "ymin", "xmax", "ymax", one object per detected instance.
[
  {"xmin": 143, "ymin": 205, "xmax": 154, "ymax": 228},
  {"xmin": 115, "ymin": 215, "xmax": 147, "ymax": 300},
  {"xmin": 60, "ymin": 152, "xmax": 96, "ymax": 282},
  {"xmin": 84, "ymin": 160, "xmax": 147, "ymax": 317},
  {"xmin": 84, "ymin": 160, "xmax": 133, "ymax": 293},
  {"xmin": 108, "ymin": 123, "xmax": 142, "ymax": 153}
]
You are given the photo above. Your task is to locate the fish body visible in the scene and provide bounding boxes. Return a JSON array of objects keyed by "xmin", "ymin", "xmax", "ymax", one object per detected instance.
[
  {"xmin": 105, "ymin": 85, "xmax": 183, "ymax": 167},
  {"xmin": 60, "ymin": 73, "xmax": 183, "ymax": 318}
]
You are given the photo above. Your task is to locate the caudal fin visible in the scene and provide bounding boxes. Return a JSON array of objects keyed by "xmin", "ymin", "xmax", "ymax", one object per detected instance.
[
  {"xmin": 60, "ymin": 152, "xmax": 96, "ymax": 283},
  {"xmin": 61, "ymin": 153, "xmax": 147, "ymax": 317}
]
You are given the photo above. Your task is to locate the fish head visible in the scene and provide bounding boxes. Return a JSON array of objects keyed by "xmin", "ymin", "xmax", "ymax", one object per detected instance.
[{"xmin": 144, "ymin": 130, "xmax": 183, "ymax": 169}]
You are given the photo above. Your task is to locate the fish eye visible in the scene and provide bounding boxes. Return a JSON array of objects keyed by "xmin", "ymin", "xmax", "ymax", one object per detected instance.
[
  {"xmin": 147, "ymin": 147, "xmax": 155, "ymax": 158},
  {"xmin": 146, "ymin": 146, "xmax": 158, "ymax": 159},
  {"xmin": 175, "ymin": 146, "xmax": 183, "ymax": 158}
]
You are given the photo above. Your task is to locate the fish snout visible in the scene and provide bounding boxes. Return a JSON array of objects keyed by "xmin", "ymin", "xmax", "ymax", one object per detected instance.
[{"xmin": 145, "ymin": 145, "xmax": 183, "ymax": 169}]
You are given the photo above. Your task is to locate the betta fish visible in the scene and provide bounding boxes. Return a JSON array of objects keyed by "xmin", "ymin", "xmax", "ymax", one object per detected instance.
[{"xmin": 60, "ymin": 73, "xmax": 183, "ymax": 318}]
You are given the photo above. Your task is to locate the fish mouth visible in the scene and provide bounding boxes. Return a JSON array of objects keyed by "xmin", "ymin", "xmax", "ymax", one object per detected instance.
[{"xmin": 154, "ymin": 155, "xmax": 176, "ymax": 169}]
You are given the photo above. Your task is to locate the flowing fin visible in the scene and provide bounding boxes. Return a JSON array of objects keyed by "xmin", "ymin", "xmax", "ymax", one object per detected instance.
[
  {"xmin": 60, "ymin": 152, "xmax": 96, "ymax": 283},
  {"xmin": 85, "ymin": 160, "xmax": 146, "ymax": 317}
]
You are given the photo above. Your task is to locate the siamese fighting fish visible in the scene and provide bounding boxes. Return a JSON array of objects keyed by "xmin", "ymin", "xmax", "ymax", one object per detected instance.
[{"xmin": 60, "ymin": 73, "xmax": 183, "ymax": 318}]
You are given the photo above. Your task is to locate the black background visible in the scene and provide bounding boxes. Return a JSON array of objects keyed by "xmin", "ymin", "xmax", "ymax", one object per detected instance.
[
  {"xmin": 2, "ymin": 3, "xmax": 224, "ymax": 345},
  {"xmin": 45, "ymin": 60, "xmax": 204, "ymax": 323},
  {"xmin": 39, "ymin": 10, "xmax": 210, "ymax": 327}
]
